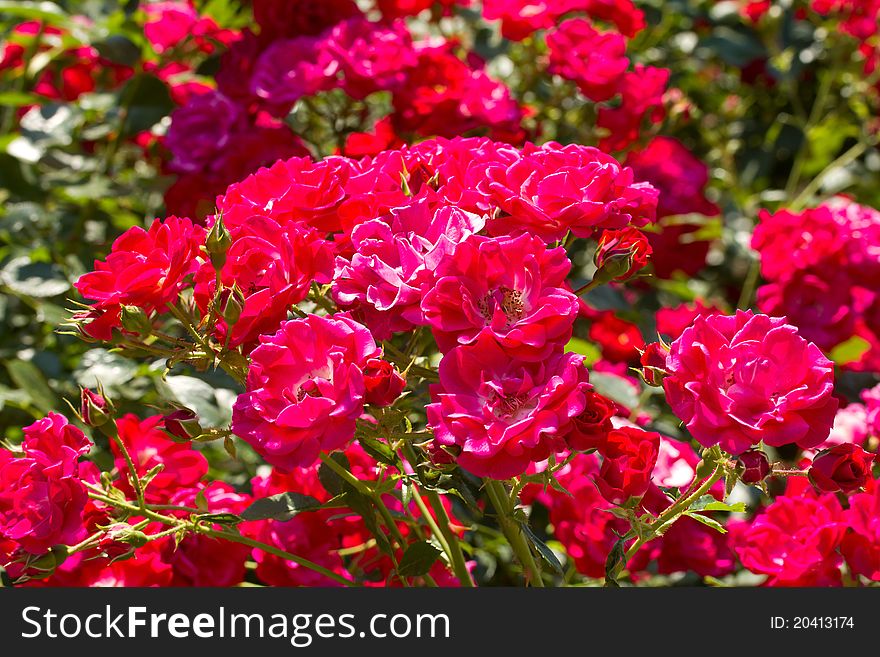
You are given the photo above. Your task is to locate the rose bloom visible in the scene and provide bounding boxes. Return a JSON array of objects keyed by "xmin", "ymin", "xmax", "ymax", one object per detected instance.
[
  {"xmin": 597, "ymin": 64, "xmax": 668, "ymax": 152},
  {"xmin": 324, "ymin": 18, "xmax": 416, "ymax": 100},
  {"xmin": 663, "ymin": 311, "xmax": 838, "ymax": 454},
  {"xmin": 250, "ymin": 36, "xmax": 337, "ymax": 116},
  {"xmin": 390, "ymin": 44, "xmax": 523, "ymax": 141},
  {"xmin": 655, "ymin": 300, "xmax": 719, "ymax": 341},
  {"xmin": 546, "ymin": 18, "xmax": 629, "ymax": 102},
  {"xmin": 427, "ymin": 337, "xmax": 590, "ymax": 479},
  {"xmin": 0, "ymin": 414, "xmax": 90, "ymax": 555},
  {"xmin": 808, "ymin": 444, "xmax": 875, "ymax": 494},
  {"xmin": 74, "ymin": 216, "xmax": 205, "ymax": 337},
  {"xmin": 333, "ymin": 197, "xmax": 485, "ymax": 340},
  {"xmin": 218, "ymin": 155, "xmax": 355, "ymax": 234},
  {"xmin": 731, "ymin": 480, "xmax": 845, "ymax": 586},
  {"xmin": 362, "ymin": 359, "xmax": 406, "ymax": 407},
  {"xmin": 583, "ymin": 0, "xmax": 646, "ymax": 37},
  {"xmin": 422, "ymin": 233, "xmax": 578, "ymax": 360},
  {"xmin": 751, "ymin": 205, "xmax": 847, "ymax": 283},
  {"xmin": 166, "ymin": 92, "xmax": 244, "ymax": 174},
  {"xmin": 756, "ymin": 270, "xmax": 856, "ymax": 351},
  {"xmin": 841, "ymin": 485, "xmax": 880, "ymax": 581},
  {"xmin": 193, "ymin": 215, "xmax": 334, "ymax": 349},
  {"xmin": 595, "ymin": 426, "xmax": 660, "ymax": 504},
  {"xmin": 112, "ymin": 414, "xmax": 208, "ymax": 503},
  {"xmin": 588, "ymin": 311, "xmax": 645, "ymax": 363},
  {"xmin": 232, "ymin": 314, "xmax": 380, "ymax": 471},
  {"xmin": 484, "ymin": 141, "xmax": 658, "ymax": 242},
  {"xmin": 566, "ymin": 390, "xmax": 616, "ymax": 452}
]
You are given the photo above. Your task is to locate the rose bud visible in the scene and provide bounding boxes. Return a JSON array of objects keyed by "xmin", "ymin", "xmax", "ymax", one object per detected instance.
[
  {"xmin": 80, "ymin": 388, "xmax": 112, "ymax": 428},
  {"xmin": 639, "ymin": 342, "xmax": 669, "ymax": 386},
  {"xmin": 595, "ymin": 427, "xmax": 661, "ymax": 506},
  {"xmin": 206, "ymin": 213, "xmax": 232, "ymax": 271},
  {"xmin": 738, "ymin": 449, "xmax": 771, "ymax": 484},
  {"xmin": 363, "ymin": 358, "xmax": 406, "ymax": 407},
  {"xmin": 593, "ymin": 227, "xmax": 652, "ymax": 284},
  {"xmin": 566, "ymin": 390, "xmax": 615, "ymax": 452},
  {"xmin": 119, "ymin": 304, "xmax": 153, "ymax": 336},
  {"xmin": 808, "ymin": 443, "xmax": 875, "ymax": 494},
  {"xmin": 163, "ymin": 408, "xmax": 204, "ymax": 441}
]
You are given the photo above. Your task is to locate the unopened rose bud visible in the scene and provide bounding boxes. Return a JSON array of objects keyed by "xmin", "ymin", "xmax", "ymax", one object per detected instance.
[
  {"xmin": 29, "ymin": 545, "xmax": 69, "ymax": 572},
  {"xmin": 119, "ymin": 304, "xmax": 152, "ymax": 336},
  {"xmin": 163, "ymin": 408, "xmax": 203, "ymax": 441},
  {"xmin": 639, "ymin": 342, "xmax": 669, "ymax": 386},
  {"xmin": 593, "ymin": 227, "xmax": 652, "ymax": 284},
  {"xmin": 221, "ymin": 285, "xmax": 245, "ymax": 327},
  {"xmin": 808, "ymin": 444, "xmax": 874, "ymax": 494},
  {"xmin": 738, "ymin": 449, "xmax": 771, "ymax": 484},
  {"xmin": 362, "ymin": 358, "xmax": 406, "ymax": 407},
  {"xmin": 80, "ymin": 388, "xmax": 112, "ymax": 428},
  {"xmin": 206, "ymin": 214, "xmax": 232, "ymax": 271}
]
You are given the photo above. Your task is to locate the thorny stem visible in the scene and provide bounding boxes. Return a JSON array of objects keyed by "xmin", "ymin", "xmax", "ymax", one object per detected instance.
[{"xmin": 484, "ymin": 479, "xmax": 545, "ymax": 587}]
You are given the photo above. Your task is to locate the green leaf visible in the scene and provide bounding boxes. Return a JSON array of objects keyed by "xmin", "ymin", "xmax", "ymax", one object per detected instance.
[
  {"xmin": 397, "ymin": 541, "xmax": 442, "ymax": 577},
  {"xmin": 317, "ymin": 453, "xmax": 351, "ymax": 497},
  {"xmin": 688, "ymin": 495, "xmax": 747, "ymax": 513},
  {"xmin": 0, "ymin": 1, "xmax": 68, "ymax": 25},
  {"xmin": 120, "ymin": 74, "xmax": 174, "ymax": 137},
  {"xmin": 702, "ymin": 26, "xmax": 767, "ymax": 68},
  {"xmin": 93, "ymin": 36, "xmax": 141, "ymax": 67},
  {"xmin": 75, "ymin": 348, "xmax": 138, "ymax": 390},
  {"xmin": 158, "ymin": 375, "xmax": 235, "ymax": 428},
  {"xmin": 565, "ymin": 337, "xmax": 601, "ymax": 365},
  {"xmin": 829, "ymin": 336, "xmax": 871, "ymax": 366},
  {"xmin": 520, "ymin": 523, "xmax": 565, "ymax": 576},
  {"xmin": 1, "ymin": 257, "xmax": 69, "ymax": 298},
  {"xmin": 6, "ymin": 359, "xmax": 57, "ymax": 413},
  {"xmin": 683, "ymin": 512, "xmax": 728, "ymax": 534},
  {"xmin": 240, "ymin": 492, "xmax": 322, "ymax": 522},
  {"xmin": 589, "ymin": 371, "xmax": 640, "ymax": 409},
  {"xmin": 604, "ymin": 537, "xmax": 627, "ymax": 587},
  {"xmin": 0, "ymin": 91, "xmax": 43, "ymax": 107},
  {"xmin": 358, "ymin": 435, "xmax": 399, "ymax": 466},
  {"xmin": 196, "ymin": 513, "xmax": 242, "ymax": 525}
]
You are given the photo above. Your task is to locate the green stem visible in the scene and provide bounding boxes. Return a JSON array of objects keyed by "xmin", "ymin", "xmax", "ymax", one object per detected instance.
[
  {"xmin": 484, "ymin": 479, "xmax": 545, "ymax": 587},
  {"xmin": 85, "ymin": 488, "xmax": 357, "ymax": 587},
  {"xmin": 791, "ymin": 139, "xmax": 872, "ymax": 210},
  {"xmin": 111, "ymin": 431, "xmax": 146, "ymax": 512},
  {"xmin": 623, "ymin": 465, "xmax": 726, "ymax": 564},
  {"xmin": 425, "ymin": 492, "xmax": 475, "ymax": 587},
  {"xmin": 319, "ymin": 452, "xmax": 407, "ymax": 546},
  {"xmin": 198, "ymin": 528, "xmax": 356, "ymax": 587}
]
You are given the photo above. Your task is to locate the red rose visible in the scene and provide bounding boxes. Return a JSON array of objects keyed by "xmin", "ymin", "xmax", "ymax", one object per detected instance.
[
  {"xmin": 566, "ymin": 391, "xmax": 615, "ymax": 452},
  {"xmin": 595, "ymin": 427, "xmax": 660, "ymax": 505},
  {"xmin": 809, "ymin": 444, "xmax": 875, "ymax": 494},
  {"xmin": 363, "ymin": 358, "xmax": 406, "ymax": 407},
  {"xmin": 738, "ymin": 449, "xmax": 771, "ymax": 485}
]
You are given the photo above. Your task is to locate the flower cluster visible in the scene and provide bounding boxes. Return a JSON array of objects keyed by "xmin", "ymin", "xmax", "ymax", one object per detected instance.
[{"xmin": 753, "ymin": 200, "xmax": 880, "ymax": 370}]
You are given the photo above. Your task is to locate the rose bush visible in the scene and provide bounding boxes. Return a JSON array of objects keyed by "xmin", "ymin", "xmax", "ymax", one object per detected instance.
[{"xmin": 0, "ymin": 0, "xmax": 879, "ymax": 588}]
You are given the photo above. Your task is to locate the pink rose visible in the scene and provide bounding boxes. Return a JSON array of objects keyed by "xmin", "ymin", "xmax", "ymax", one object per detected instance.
[
  {"xmin": 422, "ymin": 233, "xmax": 578, "ymax": 360},
  {"xmin": 663, "ymin": 311, "xmax": 838, "ymax": 454},
  {"xmin": 231, "ymin": 314, "xmax": 380, "ymax": 471},
  {"xmin": 426, "ymin": 337, "xmax": 590, "ymax": 479},
  {"xmin": 547, "ymin": 18, "xmax": 629, "ymax": 102}
]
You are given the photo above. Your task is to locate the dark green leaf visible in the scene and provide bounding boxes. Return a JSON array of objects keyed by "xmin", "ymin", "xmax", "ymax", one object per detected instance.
[
  {"xmin": 590, "ymin": 372, "xmax": 640, "ymax": 410},
  {"xmin": 318, "ymin": 453, "xmax": 351, "ymax": 497},
  {"xmin": 397, "ymin": 541, "xmax": 442, "ymax": 577},
  {"xmin": 358, "ymin": 435, "xmax": 399, "ymax": 466},
  {"xmin": 683, "ymin": 512, "xmax": 728, "ymax": 534},
  {"xmin": 520, "ymin": 523, "xmax": 564, "ymax": 576},
  {"xmin": 688, "ymin": 495, "xmax": 746, "ymax": 513},
  {"xmin": 240, "ymin": 492, "xmax": 322, "ymax": 522}
]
